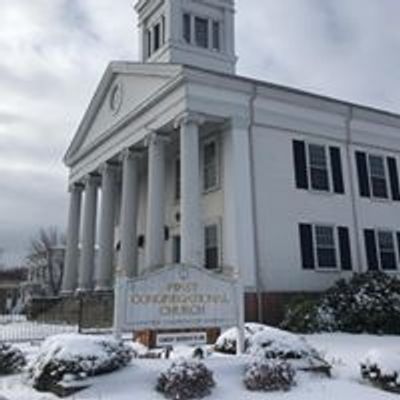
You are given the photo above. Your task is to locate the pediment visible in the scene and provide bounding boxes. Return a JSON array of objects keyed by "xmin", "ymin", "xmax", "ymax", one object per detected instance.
[{"xmin": 65, "ymin": 62, "xmax": 182, "ymax": 165}]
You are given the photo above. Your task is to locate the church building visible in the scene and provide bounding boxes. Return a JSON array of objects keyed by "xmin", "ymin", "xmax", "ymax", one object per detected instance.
[{"xmin": 61, "ymin": 0, "xmax": 400, "ymax": 324}]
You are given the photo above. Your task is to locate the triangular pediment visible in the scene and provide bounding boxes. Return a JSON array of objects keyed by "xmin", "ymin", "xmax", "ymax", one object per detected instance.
[{"xmin": 65, "ymin": 62, "xmax": 182, "ymax": 165}]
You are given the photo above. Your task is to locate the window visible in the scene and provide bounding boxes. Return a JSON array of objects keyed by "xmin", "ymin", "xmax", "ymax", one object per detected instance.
[
  {"xmin": 368, "ymin": 154, "xmax": 388, "ymax": 199},
  {"xmin": 356, "ymin": 151, "xmax": 400, "ymax": 201},
  {"xmin": 203, "ymin": 139, "xmax": 219, "ymax": 192},
  {"xmin": 182, "ymin": 13, "xmax": 221, "ymax": 52},
  {"xmin": 172, "ymin": 235, "xmax": 181, "ymax": 264},
  {"xmin": 175, "ymin": 158, "xmax": 181, "ymax": 200},
  {"xmin": 205, "ymin": 224, "xmax": 219, "ymax": 269},
  {"xmin": 293, "ymin": 140, "xmax": 344, "ymax": 194},
  {"xmin": 308, "ymin": 144, "xmax": 330, "ymax": 191},
  {"xmin": 378, "ymin": 231, "xmax": 397, "ymax": 270},
  {"xmin": 195, "ymin": 17, "xmax": 209, "ymax": 48},
  {"xmin": 154, "ymin": 23, "xmax": 161, "ymax": 52},
  {"xmin": 212, "ymin": 21, "xmax": 220, "ymax": 50},
  {"xmin": 299, "ymin": 223, "xmax": 352, "ymax": 271},
  {"xmin": 183, "ymin": 13, "xmax": 191, "ymax": 43},
  {"xmin": 365, "ymin": 228, "xmax": 398, "ymax": 271},
  {"xmin": 314, "ymin": 225, "xmax": 337, "ymax": 269}
]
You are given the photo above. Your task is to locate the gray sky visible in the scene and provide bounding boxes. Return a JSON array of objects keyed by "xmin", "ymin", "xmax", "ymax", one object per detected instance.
[{"xmin": 1, "ymin": 0, "xmax": 400, "ymax": 266}]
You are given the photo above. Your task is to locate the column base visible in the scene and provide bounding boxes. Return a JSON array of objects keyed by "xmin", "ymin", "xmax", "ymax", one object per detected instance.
[
  {"xmin": 60, "ymin": 290, "xmax": 76, "ymax": 297},
  {"xmin": 75, "ymin": 287, "xmax": 93, "ymax": 296},
  {"xmin": 94, "ymin": 286, "xmax": 113, "ymax": 293}
]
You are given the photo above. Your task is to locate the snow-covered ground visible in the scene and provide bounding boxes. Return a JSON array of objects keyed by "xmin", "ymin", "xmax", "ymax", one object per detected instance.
[{"xmin": 1, "ymin": 331, "xmax": 400, "ymax": 399}]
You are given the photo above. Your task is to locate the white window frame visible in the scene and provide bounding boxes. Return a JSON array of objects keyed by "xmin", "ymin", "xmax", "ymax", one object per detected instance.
[
  {"xmin": 181, "ymin": 11, "xmax": 222, "ymax": 52},
  {"xmin": 306, "ymin": 142, "xmax": 332, "ymax": 193},
  {"xmin": 312, "ymin": 224, "xmax": 340, "ymax": 271},
  {"xmin": 202, "ymin": 136, "xmax": 220, "ymax": 193},
  {"xmin": 367, "ymin": 153, "xmax": 390, "ymax": 200},
  {"xmin": 146, "ymin": 14, "xmax": 166, "ymax": 59},
  {"xmin": 194, "ymin": 15, "xmax": 209, "ymax": 49},
  {"xmin": 375, "ymin": 229, "xmax": 398, "ymax": 271}
]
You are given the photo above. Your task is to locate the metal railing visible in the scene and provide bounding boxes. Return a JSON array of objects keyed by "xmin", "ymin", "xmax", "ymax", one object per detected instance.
[{"xmin": 0, "ymin": 314, "xmax": 78, "ymax": 343}]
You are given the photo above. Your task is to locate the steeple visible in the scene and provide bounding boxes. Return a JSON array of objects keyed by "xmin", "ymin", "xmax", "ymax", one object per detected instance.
[{"xmin": 135, "ymin": 0, "xmax": 237, "ymax": 74}]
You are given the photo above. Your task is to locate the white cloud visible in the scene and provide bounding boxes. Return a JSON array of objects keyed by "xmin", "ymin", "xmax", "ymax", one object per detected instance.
[{"xmin": 0, "ymin": 0, "xmax": 400, "ymax": 265}]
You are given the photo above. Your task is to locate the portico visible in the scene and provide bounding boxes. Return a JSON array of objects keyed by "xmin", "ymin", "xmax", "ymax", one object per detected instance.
[{"xmin": 62, "ymin": 111, "xmax": 212, "ymax": 294}]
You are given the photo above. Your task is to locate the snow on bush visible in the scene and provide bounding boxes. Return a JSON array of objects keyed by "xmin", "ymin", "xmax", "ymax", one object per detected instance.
[
  {"xmin": 215, "ymin": 324, "xmax": 331, "ymax": 375},
  {"xmin": 27, "ymin": 334, "xmax": 132, "ymax": 392},
  {"xmin": 361, "ymin": 349, "xmax": 400, "ymax": 393},
  {"xmin": 243, "ymin": 358, "xmax": 296, "ymax": 392},
  {"xmin": 0, "ymin": 343, "xmax": 26, "ymax": 375},
  {"xmin": 156, "ymin": 360, "xmax": 215, "ymax": 400},
  {"xmin": 247, "ymin": 326, "xmax": 331, "ymax": 374},
  {"xmin": 282, "ymin": 272, "xmax": 400, "ymax": 334},
  {"xmin": 214, "ymin": 323, "xmax": 266, "ymax": 354}
]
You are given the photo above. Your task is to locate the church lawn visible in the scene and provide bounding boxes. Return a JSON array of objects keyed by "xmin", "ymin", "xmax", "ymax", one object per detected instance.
[{"xmin": 1, "ymin": 333, "xmax": 400, "ymax": 399}]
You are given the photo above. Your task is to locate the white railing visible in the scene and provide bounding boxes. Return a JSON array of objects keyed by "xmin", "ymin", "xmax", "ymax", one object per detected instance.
[{"xmin": 0, "ymin": 314, "xmax": 78, "ymax": 343}]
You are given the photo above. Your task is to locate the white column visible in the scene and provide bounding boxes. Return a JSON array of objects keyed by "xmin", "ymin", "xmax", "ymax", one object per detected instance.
[
  {"xmin": 96, "ymin": 163, "xmax": 118, "ymax": 291},
  {"xmin": 61, "ymin": 183, "xmax": 83, "ymax": 294},
  {"xmin": 145, "ymin": 132, "xmax": 166, "ymax": 268},
  {"xmin": 176, "ymin": 113, "xmax": 204, "ymax": 267},
  {"xmin": 119, "ymin": 149, "xmax": 140, "ymax": 277},
  {"xmin": 224, "ymin": 117, "xmax": 257, "ymax": 287},
  {"xmin": 78, "ymin": 175, "xmax": 99, "ymax": 292}
]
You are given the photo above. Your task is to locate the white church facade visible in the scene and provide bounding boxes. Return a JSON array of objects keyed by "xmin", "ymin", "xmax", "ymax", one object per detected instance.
[{"xmin": 61, "ymin": 0, "xmax": 400, "ymax": 323}]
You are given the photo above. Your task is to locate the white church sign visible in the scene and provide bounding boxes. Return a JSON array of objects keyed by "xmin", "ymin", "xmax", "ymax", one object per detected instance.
[{"xmin": 113, "ymin": 264, "xmax": 242, "ymax": 334}]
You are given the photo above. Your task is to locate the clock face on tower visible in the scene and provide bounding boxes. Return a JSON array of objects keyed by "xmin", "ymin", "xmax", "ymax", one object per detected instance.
[{"xmin": 109, "ymin": 82, "xmax": 123, "ymax": 115}]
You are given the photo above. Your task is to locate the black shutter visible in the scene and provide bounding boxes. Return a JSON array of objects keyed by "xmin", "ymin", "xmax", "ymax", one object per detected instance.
[
  {"xmin": 387, "ymin": 157, "xmax": 400, "ymax": 201},
  {"xmin": 397, "ymin": 232, "xmax": 400, "ymax": 264},
  {"xmin": 299, "ymin": 224, "xmax": 314, "ymax": 269},
  {"xmin": 330, "ymin": 146, "xmax": 345, "ymax": 194},
  {"xmin": 338, "ymin": 227, "xmax": 352, "ymax": 270},
  {"xmin": 293, "ymin": 140, "xmax": 308, "ymax": 189},
  {"xmin": 364, "ymin": 229, "xmax": 378, "ymax": 271},
  {"xmin": 356, "ymin": 151, "xmax": 370, "ymax": 197}
]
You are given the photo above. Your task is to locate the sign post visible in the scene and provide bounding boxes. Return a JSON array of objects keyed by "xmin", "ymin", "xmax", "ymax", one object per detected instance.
[
  {"xmin": 235, "ymin": 274, "xmax": 245, "ymax": 355},
  {"xmin": 113, "ymin": 267, "xmax": 124, "ymax": 341}
]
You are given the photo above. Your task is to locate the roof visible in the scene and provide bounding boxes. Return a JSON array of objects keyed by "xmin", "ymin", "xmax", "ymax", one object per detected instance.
[{"xmin": 65, "ymin": 61, "xmax": 400, "ymax": 167}]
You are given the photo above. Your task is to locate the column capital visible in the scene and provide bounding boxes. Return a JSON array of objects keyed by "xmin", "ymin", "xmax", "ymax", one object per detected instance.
[
  {"xmin": 119, "ymin": 147, "xmax": 144, "ymax": 162},
  {"xmin": 144, "ymin": 131, "xmax": 170, "ymax": 147},
  {"xmin": 68, "ymin": 182, "xmax": 84, "ymax": 193},
  {"xmin": 229, "ymin": 115, "xmax": 250, "ymax": 131},
  {"xmin": 83, "ymin": 173, "xmax": 101, "ymax": 187},
  {"xmin": 174, "ymin": 112, "xmax": 206, "ymax": 130},
  {"xmin": 99, "ymin": 161, "xmax": 119, "ymax": 176}
]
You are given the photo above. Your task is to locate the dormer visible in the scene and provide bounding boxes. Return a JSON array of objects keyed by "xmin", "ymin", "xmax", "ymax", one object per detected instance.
[{"xmin": 135, "ymin": 0, "xmax": 237, "ymax": 74}]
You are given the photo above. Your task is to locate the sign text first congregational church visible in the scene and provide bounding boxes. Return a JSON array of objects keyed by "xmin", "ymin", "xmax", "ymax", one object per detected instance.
[{"xmin": 114, "ymin": 264, "xmax": 240, "ymax": 332}]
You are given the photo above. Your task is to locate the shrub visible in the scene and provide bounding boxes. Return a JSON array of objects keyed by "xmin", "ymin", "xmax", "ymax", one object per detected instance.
[
  {"xmin": 282, "ymin": 272, "xmax": 400, "ymax": 334},
  {"xmin": 244, "ymin": 359, "xmax": 296, "ymax": 392},
  {"xmin": 156, "ymin": 360, "xmax": 215, "ymax": 400},
  {"xmin": 361, "ymin": 350, "xmax": 400, "ymax": 394},
  {"xmin": 247, "ymin": 327, "xmax": 331, "ymax": 375},
  {"xmin": 280, "ymin": 297, "xmax": 334, "ymax": 333},
  {"xmin": 28, "ymin": 334, "xmax": 132, "ymax": 393},
  {"xmin": 214, "ymin": 323, "xmax": 266, "ymax": 354},
  {"xmin": 0, "ymin": 343, "xmax": 26, "ymax": 375}
]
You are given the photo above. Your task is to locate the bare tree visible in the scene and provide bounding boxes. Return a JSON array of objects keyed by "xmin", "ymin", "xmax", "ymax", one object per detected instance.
[
  {"xmin": 27, "ymin": 227, "xmax": 66, "ymax": 296},
  {"xmin": 0, "ymin": 247, "xmax": 4, "ymax": 269}
]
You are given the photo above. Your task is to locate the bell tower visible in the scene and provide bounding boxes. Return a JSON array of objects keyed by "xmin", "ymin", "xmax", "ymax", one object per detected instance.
[{"xmin": 135, "ymin": 0, "xmax": 237, "ymax": 74}]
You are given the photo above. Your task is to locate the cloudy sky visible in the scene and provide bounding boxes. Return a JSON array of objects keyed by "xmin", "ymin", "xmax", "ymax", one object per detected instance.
[{"xmin": 1, "ymin": 0, "xmax": 400, "ymax": 267}]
